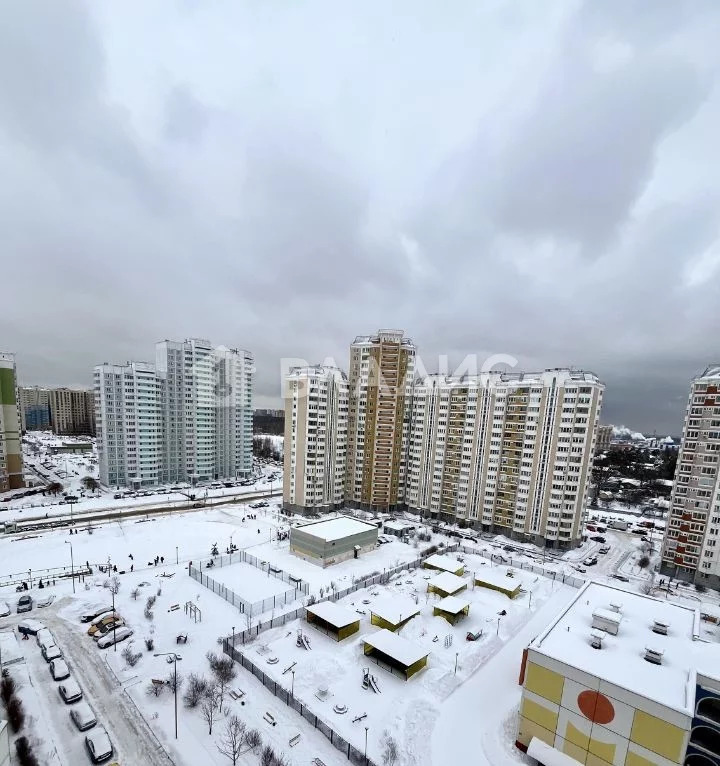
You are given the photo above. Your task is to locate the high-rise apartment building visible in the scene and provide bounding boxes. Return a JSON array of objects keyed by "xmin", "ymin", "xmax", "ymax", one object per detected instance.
[
  {"xmin": 595, "ymin": 423, "xmax": 613, "ymax": 453},
  {"xmin": 0, "ymin": 352, "xmax": 24, "ymax": 492},
  {"xmin": 94, "ymin": 362, "xmax": 163, "ymax": 488},
  {"xmin": 346, "ymin": 330, "xmax": 415, "ymax": 511},
  {"xmin": 283, "ymin": 365, "xmax": 348, "ymax": 514},
  {"xmin": 661, "ymin": 365, "xmax": 720, "ymax": 589},
  {"xmin": 96, "ymin": 338, "xmax": 254, "ymax": 488},
  {"xmin": 19, "ymin": 386, "xmax": 51, "ymax": 431},
  {"xmin": 405, "ymin": 369, "xmax": 603, "ymax": 548},
  {"xmin": 48, "ymin": 388, "xmax": 95, "ymax": 436}
]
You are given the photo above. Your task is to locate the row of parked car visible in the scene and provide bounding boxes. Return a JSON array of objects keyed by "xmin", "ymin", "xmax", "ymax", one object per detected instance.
[
  {"xmin": 83, "ymin": 607, "xmax": 134, "ymax": 649},
  {"xmin": 17, "ymin": 620, "xmax": 115, "ymax": 763},
  {"xmin": 0, "ymin": 593, "xmax": 55, "ymax": 617}
]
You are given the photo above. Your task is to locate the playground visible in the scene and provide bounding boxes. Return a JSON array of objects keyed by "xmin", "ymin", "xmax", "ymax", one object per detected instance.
[{"xmin": 235, "ymin": 558, "xmax": 568, "ymax": 763}]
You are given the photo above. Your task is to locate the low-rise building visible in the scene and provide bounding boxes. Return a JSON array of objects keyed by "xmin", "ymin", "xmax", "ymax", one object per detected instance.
[
  {"xmin": 289, "ymin": 515, "xmax": 378, "ymax": 567},
  {"xmin": 517, "ymin": 581, "xmax": 720, "ymax": 765}
]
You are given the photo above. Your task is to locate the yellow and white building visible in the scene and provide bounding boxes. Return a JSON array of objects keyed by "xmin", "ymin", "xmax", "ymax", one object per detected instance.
[{"xmin": 517, "ymin": 581, "xmax": 720, "ymax": 765}]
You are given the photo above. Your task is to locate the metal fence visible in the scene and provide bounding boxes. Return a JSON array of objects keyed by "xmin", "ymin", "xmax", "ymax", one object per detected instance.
[
  {"xmin": 225, "ymin": 641, "xmax": 379, "ymax": 766},
  {"xmin": 195, "ymin": 549, "xmax": 310, "ymax": 594},
  {"xmin": 457, "ymin": 545, "xmax": 585, "ymax": 589},
  {"xmin": 189, "ymin": 565, "xmax": 299, "ymax": 615}
]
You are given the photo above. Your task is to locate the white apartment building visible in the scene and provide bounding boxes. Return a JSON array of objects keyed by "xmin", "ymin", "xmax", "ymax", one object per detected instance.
[
  {"xmin": 214, "ymin": 346, "xmax": 254, "ymax": 481},
  {"xmin": 94, "ymin": 362, "xmax": 162, "ymax": 488},
  {"xmin": 405, "ymin": 369, "xmax": 603, "ymax": 549},
  {"xmin": 283, "ymin": 365, "xmax": 348, "ymax": 514},
  {"xmin": 661, "ymin": 365, "xmax": 720, "ymax": 589},
  {"xmin": 346, "ymin": 330, "xmax": 415, "ymax": 511},
  {"xmin": 96, "ymin": 339, "xmax": 254, "ymax": 488}
]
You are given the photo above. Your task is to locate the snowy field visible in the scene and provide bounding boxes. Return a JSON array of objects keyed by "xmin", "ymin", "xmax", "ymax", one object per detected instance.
[{"xmin": 206, "ymin": 561, "xmax": 294, "ymax": 603}]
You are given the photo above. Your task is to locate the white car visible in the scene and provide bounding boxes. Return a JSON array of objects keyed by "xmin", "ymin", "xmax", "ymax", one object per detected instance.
[
  {"xmin": 58, "ymin": 678, "xmax": 83, "ymax": 703},
  {"xmin": 0, "ymin": 602, "xmax": 10, "ymax": 618},
  {"xmin": 36, "ymin": 628, "xmax": 53, "ymax": 647},
  {"xmin": 96, "ymin": 626, "xmax": 133, "ymax": 649},
  {"xmin": 50, "ymin": 659, "xmax": 70, "ymax": 681},
  {"xmin": 85, "ymin": 726, "xmax": 113, "ymax": 763},
  {"xmin": 42, "ymin": 644, "xmax": 63, "ymax": 663},
  {"xmin": 17, "ymin": 619, "xmax": 44, "ymax": 636},
  {"xmin": 70, "ymin": 701, "xmax": 97, "ymax": 731}
]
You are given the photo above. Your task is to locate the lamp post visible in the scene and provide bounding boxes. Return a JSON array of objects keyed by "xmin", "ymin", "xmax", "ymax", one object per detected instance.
[
  {"xmin": 497, "ymin": 616, "xmax": 501, "ymax": 635},
  {"xmin": 454, "ymin": 652, "xmax": 459, "ymax": 675},
  {"xmin": 231, "ymin": 626, "xmax": 235, "ymax": 659},
  {"xmin": 155, "ymin": 652, "xmax": 181, "ymax": 739},
  {"xmin": 175, "ymin": 546, "xmax": 179, "ymax": 565},
  {"xmin": 291, "ymin": 669, "xmax": 295, "ymax": 697},
  {"xmin": 65, "ymin": 540, "xmax": 75, "ymax": 593},
  {"xmin": 364, "ymin": 726, "xmax": 369, "ymax": 764}
]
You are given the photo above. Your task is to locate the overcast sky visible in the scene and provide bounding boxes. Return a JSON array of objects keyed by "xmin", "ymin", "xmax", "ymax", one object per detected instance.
[{"xmin": 2, "ymin": 1, "xmax": 719, "ymax": 434}]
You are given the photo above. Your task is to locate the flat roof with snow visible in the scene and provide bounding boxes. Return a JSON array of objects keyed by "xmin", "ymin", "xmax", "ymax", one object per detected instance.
[
  {"xmin": 384, "ymin": 520, "xmax": 414, "ymax": 531},
  {"xmin": 428, "ymin": 571, "xmax": 466, "ymax": 595},
  {"xmin": 434, "ymin": 595, "xmax": 471, "ymax": 615},
  {"xmin": 306, "ymin": 601, "xmax": 359, "ymax": 629},
  {"xmin": 370, "ymin": 597, "xmax": 420, "ymax": 626},
  {"xmin": 529, "ymin": 581, "xmax": 715, "ymax": 715},
  {"xmin": 423, "ymin": 553, "xmax": 464, "ymax": 573},
  {"xmin": 363, "ymin": 629, "xmax": 429, "ymax": 668},
  {"xmin": 295, "ymin": 515, "xmax": 377, "ymax": 542},
  {"xmin": 474, "ymin": 568, "xmax": 522, "ymax": 590}
]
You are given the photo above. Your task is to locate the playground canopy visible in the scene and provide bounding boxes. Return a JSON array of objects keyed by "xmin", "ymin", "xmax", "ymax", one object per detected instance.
[
  {"xmin": 363, "ymin": 629, "xmax": 429, "ymax": 680},
  {"xmin": 305, "ymin": 601, "xmax": 361, "ymax": 641},
  {"xmin": 473, "ymin": 568, "xmax": 522, "ymax": 598},
  {"xmin": 422, "ymin": 553, "xmax": 465, "ymax": 576},
  {"xmin": 433, "ymin": 595, "xmax": 470, "ymax": 625},
  {"xmin": 427, "ymin": 571, "xmax": 467, "ymax": 598},
  {"xmin": 370, "ymin": 597, "xmax": 421, "ymax": 632},
  {"xmin": 527, "ymin": 737, "xmax": 583, "ymax": 766}
]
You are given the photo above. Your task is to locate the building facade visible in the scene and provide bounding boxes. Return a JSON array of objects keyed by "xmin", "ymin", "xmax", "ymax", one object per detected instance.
[
  {"xmin": 661, "ymin": 365, "xmax": 720, "ymax": 590},
  {"xmin": 19, "ymin": 386, "xmax": 51, "ymax": 431},
  {"xmin": 595, "ymin": 423, "xmax": 614, "ymax": 453},
  {"xmin": 405, "ymin": 369, "xmax": 603, "ymax": 549},
  {"xmin": 283, "ymin": 365, "xmax": 348, "ymax": 514},
  {"xmin": 96, "ymin": 339, "xmax": 253, "ymax": 488},
  {"xmin": 94, "ymin": 362, "xmax": 163, "ymax": 488},
  {"xmin": 346, "ymin": 330, "xmax": 415, "ymax": 511},
  {"xmin": 0, "ymin": 352, "xmax": 24, "ymax": 492},
  {"xmin": 48, "ymin": 388, "xmax": 95, "ymax": 435}
]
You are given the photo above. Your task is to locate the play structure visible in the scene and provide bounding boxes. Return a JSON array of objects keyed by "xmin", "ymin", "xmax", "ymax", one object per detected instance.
[
  {"xmin": 296, "ymin": 628, "xmax": 312, "ymax": 650},
  {"xmin": 362, "ymin": 667, "xmax": 382, "ymax": 693}
]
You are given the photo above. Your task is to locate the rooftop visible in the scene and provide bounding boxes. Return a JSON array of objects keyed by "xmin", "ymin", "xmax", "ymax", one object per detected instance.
[
  {"xmin": 423, "ymin": 553, "xmax": 463, "ymax": 573},
  {"xmin": 370, "ymin": 597, "xmax": 420, "ymax": 625},
  {"xmin": 428, "ymin": 571, "xmax": 467, "ymax": 595},
  {"xmin": 474, "ymin": 568, "xmax": 522, "ymax": 591},
  {"xmin": 306, "ymin": 601, "xmax": 359, "ymax": 629},
  {"xmin": 363, "ymin": 629, "xmax": 429, "ymax": 667},
  {"xmin": 294, "ymin": 515, "xmax": 378, "ymax": 542},
  {"xmin": 434, "ymin": 595, "xmax": 471, "ymax": 615},
  {"xmin": 529, "ymin": 581, "xmax": 720, "ymax": 715}
]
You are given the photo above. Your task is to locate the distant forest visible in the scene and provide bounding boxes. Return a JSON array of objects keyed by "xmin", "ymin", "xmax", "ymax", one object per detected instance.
[{"xmin": 253, "ymin": 411, "xmax": 283, "ymax": 435}]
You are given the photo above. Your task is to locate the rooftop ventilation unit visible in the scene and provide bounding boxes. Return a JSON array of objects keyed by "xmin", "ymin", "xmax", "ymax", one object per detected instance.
[
  {"xmin": 592, "ymin": 608, "xmax": 621, "ymax": 636},
  {"xmin": 652, "ymin": 620, "xmax": 670, "ymax": 636},
  {"xmin": 644, "ymin": 647, "xmax": 664, "ymax": 665},
  {"xmin": 590, "ymin": 630, "xmax": 605, "ymax": 650},
  {"xmin": 609, "ymin": 602, "xmax": 623, "ymax": 613}
]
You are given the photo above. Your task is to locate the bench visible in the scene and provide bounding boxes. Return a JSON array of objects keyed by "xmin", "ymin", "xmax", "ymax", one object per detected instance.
[
  {"xmin": 176, "ymin": 633, "xmax": 188, "ymax": 644},
  {"xmin": 263, "ymin": 712, "xmax": 277, "ymax": 726},
  {"xmin": 289, "ymin": 734, "xmax": 301, "ymax": 747},
  {"xmin": 229, "ymin": 688, "xmax": 245, "ymax": 700},
  {"xmin": 312, "ymin": 759, "xmax": 327, "ymax": 766}
]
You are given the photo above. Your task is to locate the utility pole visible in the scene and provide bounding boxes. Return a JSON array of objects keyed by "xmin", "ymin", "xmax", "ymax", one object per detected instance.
[
  {"xmin": 65, "ymin": 540, "xmax": 75, "ymax": 593},
  {"xmin": 155, "ymin": 652, "xmax": 181, "ymax": 738}
]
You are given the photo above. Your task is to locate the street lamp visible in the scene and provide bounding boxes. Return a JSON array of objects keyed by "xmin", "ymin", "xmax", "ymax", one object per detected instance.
[
  {"xmin": 175, "ymin": 546, "xmax": 179, "ymax": 565},
  {"xmin": 231, "ymin": 626, "xmax": 235, "ymax": 658},
  {"xmin": 65, "ymin": 540, "xmax": 75, "ymax": 593},
  {"xmin": 155, "ymin": 652, "xmax": 182, "ymax": 739},
  {"xmin": 454, "ymin": 652, "xmax": 459, "ymax": 675},
  {"xmin": 365, "ymin": 726, "xmax": 369, "ymax": 765},
  {"xmin": 291, "ymin": 669, "xmax": 295, "ymax": 697}
]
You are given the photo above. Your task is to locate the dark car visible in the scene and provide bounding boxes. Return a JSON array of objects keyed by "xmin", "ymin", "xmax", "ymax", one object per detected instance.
[
  {"xmin": 590, "ymin": 536, "xmax": 606, "ymax": 543},
  {"xmin": 17, "ymin": 595, "xmax": 33, "ymax": 614}
]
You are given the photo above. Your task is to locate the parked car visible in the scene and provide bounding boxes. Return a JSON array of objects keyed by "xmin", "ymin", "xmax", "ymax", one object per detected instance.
[
  {"xmin": 36, "ymin": 594, "xmax": 55, "ymax": 608},
  {"xmin": 96, "ymin": 626, "xmax": 133, "ymax": 649},
  {"xmin": 0, "ymin": 601, "xmax": 10, "ymax": 618},
  {"xmin": 586, "ymin": 524, "xmax": 597, "ymax": 532},
  {"xmin": 70, "ymin": 701, "xmax": 97, "ymax": 732},
  {"xmin": 631, "ymin": 528, "xmax": 646, "ymax": 535},
  {"xmin": 85, "ymin": 726, "xmax": 113, "ymax": 763},
  {"xmin": 583, "ymin": 557, "xmax": 598, "ymax": 567},
  {"xmin": 81, "ymin": 607, "xmax": 113, "ymax": 624},
  {"xmin": 88, "ymin": 613, "xmax": 121, "ymax": 636},
  {"xmin": 42, "ymin": 644, "xmax": 63, "ymax": 663},
  {"xmin": 58, "ymin": 679, "xmax": 83, "ymax": 703},
  {"xmin": 50, "ymin": 659, "xmax": 70, "ymax": 681},
  {"xmin": 574, "ymin": 566, "xmax": 587, "ymax": 574},
  {"xmin": 92, "ymin": 617, "xmax": 126, "ymax": 639},
  {"xmin": 612, "ymin": 574, "xmax": 630, "ymax": 583},
  {"xmin": 17, "ymin": 595, "xmax": 33, "ymax": 614},
  {"xmin": 590, "ymin": 535, "xmax": 606, "ymax": 543},
  {"xmin": 17, "ymin": 619, "xmax": 44, "ymax": 636},
  {"xmin": 599, "ymin": 546, "xmax": 611, "ymax": 554},
  {"xmin": 38, "ymin": 634, "xmax": 56, "ymax": 653}
]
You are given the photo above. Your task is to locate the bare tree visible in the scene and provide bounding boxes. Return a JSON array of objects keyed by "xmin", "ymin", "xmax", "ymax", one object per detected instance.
[
  {"xmin": 260, "ymin": 746, "xmax": 276, "ymax": 766},
  {"xmin": 183, "ymin": 673, "xmax": 209, "ymax": 708},
  {"xmin": 107, "ymin": 577, "xmax": 121, "ymax": 595},
  {"xmin": 200, "ymin": 685, "xmax": 219, "ymax": 735},
  {"xmin": 638, "ymin": 555, "xmax": 651, "ymax": 569},
  {"xmin": 382, "ymin": 733, "xmax": 398, "ymax": 766},
  {"xmin": 207, "ymin": 653, "xmax": 236, "ymax": 713},
  {"xmin": 165, "ymin": 671, "xmax": 184, "ymax": 694},
  {"xmin": 217, "ymin": 715, "xmax": 246, "ymax": 765},
  {"xmin": 244, "ymin": 728, "xmax": 262, "ymax": 751}
]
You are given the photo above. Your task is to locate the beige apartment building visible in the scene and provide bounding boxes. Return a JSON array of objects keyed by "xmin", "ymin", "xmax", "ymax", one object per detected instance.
[
  {"xmin": 346, "ymin": 330, "xmax": 415, "ymax": 511},
  {"xmin": 0, "ymin": 352, "xmax": 24, "ymax": 492},
  {"xmin": 48, "ymin": 388, "xmax": 95, "ymax": 436},
  {"xmin": 405, "ymin": 369, "xmax": 603, "ymax": 549},
  {"xmin": 283, "ymin": 366, "xmax": 348, "ymax": 514},
  {"xmin": 661, "ymin": 365, "xmax": 720, "ymax": 589},
  {"xmin": 595, "ymin": 423, "xmax": 613, "ymax": 453}
]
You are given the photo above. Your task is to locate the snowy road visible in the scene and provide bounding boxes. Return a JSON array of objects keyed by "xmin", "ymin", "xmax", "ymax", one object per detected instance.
[
  {"xmin": 2, "ymin": 606, "xmax": 175, "ymax": 766},
  {"xmin": 430, "ymin": 585, "xmax": 576, "ymax": 766}
]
